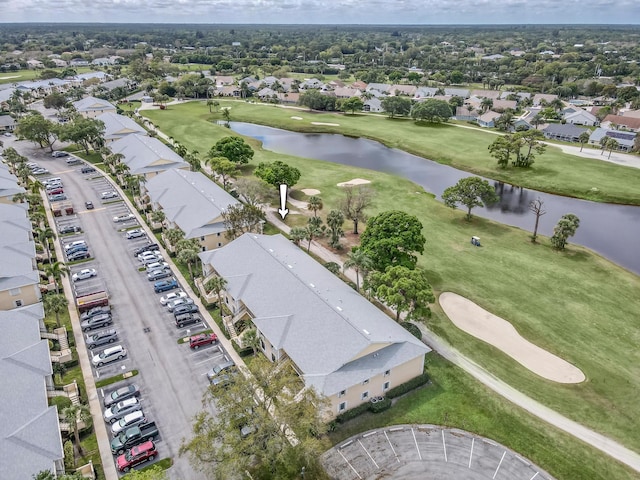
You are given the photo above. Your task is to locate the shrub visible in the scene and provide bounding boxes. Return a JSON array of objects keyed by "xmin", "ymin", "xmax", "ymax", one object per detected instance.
[
  {"xmin": 386, "ymin": 372, "xmax": 430, "ymax": 399},
  {"xmin": 334, "ymin": 401, "xmax": 371, "ymax": 423},
  {"xmin": 50, "ymin": 396, "xmax": 72, "ymax": 410},
  {"xmin": 63, "ymin": 440, "xmax": 75, "ymax": 470},
  {"xmin": 370, "ymin": 397, "xmax": 392, "ymax": 413},
  {"xmin": 400, "ymin": 321, "xmax": 422, "ymax": 340}
]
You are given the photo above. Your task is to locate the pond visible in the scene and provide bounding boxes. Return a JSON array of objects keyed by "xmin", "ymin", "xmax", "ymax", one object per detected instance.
[{"xmin": 229, "ymin": 122, "xmax": 640, "ymax": 275}]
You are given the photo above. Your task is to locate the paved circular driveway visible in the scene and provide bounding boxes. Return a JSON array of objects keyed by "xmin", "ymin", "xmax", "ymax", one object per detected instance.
[{"xmin": 322, "ymin": 424, "xmax": 556, "ymax": 480}]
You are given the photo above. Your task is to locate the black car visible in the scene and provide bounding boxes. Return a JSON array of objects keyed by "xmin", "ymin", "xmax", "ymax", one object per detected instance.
[
  {"xmin": 66, "ymin": 245, "xmax": 89, "ymax": 256},
  {"xmin": 81, "ymin": 166, "xmax": 96, "ymax": 174},
  {"xmin": 80, "ymin": 305, "xmax": 111, "ymax": 321},
  {"xmin": 59, "ymin": 224, "xmax": 82, "ymax": 235},
  {"xmin": 173, "ymin": 303, "xmax": 199, "ymax": 316},
  {"xmin": 175, "ymin": 312, "xmax": 202, "ymax": 328},
  {"xmin": 104, "ymin": 384, "xmax": 141, "ymax": 408},
  {"xmin": 134, "ymin": 243, "xmax": 160, "ymax": 257},
  {"xmin": 67, "ymin": 250, "xmax": 91, "ymax": 261},
  {"xmin": 80, "ymin": 313, "xmax": 112, "ymax": 331},
  {"xmin": 86, "ymin": 329, "xmax": 118, "ymax": 349}
]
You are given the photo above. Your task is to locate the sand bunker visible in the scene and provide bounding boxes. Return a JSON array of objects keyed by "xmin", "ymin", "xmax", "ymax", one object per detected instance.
[
  {"xmin": 291, "ymin": 116, "xmax": 303, "ymax": 120},
  {"xmin": 439, "ymin": 292, "xmax": 585, "ymax": 384},
  {"xmin": 311, "ymin": 122, "xmax": 340, "ymax": 126},
  {"xmin": 301, "ymin": 188, "xmax": 321, "ymax": 196},
  {"xmin": 337, "ymin": 178, "xmax": 371, "ymax": 187}
]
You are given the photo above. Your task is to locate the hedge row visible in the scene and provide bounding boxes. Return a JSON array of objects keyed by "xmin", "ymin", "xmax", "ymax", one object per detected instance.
[{"xmin": 386, "ymin": 373, "xmax": 430, "ymax": 399}]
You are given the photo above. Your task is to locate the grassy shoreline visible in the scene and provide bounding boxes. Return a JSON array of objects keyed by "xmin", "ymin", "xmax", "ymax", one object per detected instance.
[{"xmin": 142, "ymin": 102, "xmax": 640, "ymax": 474}]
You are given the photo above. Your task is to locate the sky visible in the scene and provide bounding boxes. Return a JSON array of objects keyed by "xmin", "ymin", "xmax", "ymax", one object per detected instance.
[{"xmin": 1, "ymin": 0, "xmax": 639, "ymax": 24}]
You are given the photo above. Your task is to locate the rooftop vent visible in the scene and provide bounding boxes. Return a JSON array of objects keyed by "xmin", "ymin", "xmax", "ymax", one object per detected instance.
[
  {"xmin": 363, "ymin": 329, "xmax": 370, "ymax": 335},
  {"xmin": 336, "ymin": 306, "xmax": 343, "ymax": 311},
  {"xmin": 287, "ymin": 264, "xmax": 293, "ymax": 269},
  {"xmin": 309, "ymin": 283, "xmax": 315, "ymax": 288}
]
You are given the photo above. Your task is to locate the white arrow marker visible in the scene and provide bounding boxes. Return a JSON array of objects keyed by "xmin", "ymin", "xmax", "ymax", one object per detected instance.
[{"xmin": 278, "ymin": 184, "xmax": 289, "ymax": 219}]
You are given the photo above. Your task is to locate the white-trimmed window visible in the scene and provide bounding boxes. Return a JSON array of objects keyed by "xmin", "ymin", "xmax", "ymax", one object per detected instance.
[
  {"xmin": 338, "ymin": 402, "xmax": 347, "ymax": 412},
  {"xmin": 361, "ymin": 391, "xmax": 369, "ymax": 400},
  {"xmin": 362, "ymin": 378, "xmax": 369, "ymax": 385},
  {"xmin": 383, "ymin": 381, "xmax": 390, "ymax": 391},
  {"xmin": 384, "ymin": 369, "xmax": 391, "ymax": 377},
  {"xmin": 338, "ymin": 390, "xmax": 346, "ymax": 398},
  {"xmin": 14, "ymin": 300, "xmax": 23, "ymax": 307},
  {"xmin": 218, "ymin": 243, "xmax": 223, "ymax": 247}
]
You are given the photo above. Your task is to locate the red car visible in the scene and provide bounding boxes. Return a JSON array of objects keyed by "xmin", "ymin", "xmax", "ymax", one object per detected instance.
[
  {"xmin": 189, "ymin": 333, "xmax": 218, "ymax": 349},
  {"xmin": 46, "ymin": 187, "xmax": 64, "ymax": 195},
  {"xmin": 116, "ymin": 440, "xmax": 157, "ymax": 472}
]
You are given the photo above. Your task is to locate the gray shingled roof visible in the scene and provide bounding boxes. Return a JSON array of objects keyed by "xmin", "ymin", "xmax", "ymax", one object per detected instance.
[
  {"xmin": 109, "ymin": 134, "xmax": 189, "ymax": 176},
  {"xmin": 97, "ymin": 112, "xmax": 146, "ymax": 141},
  {"xmin": 199, "ymin": 234, "xmax": 430, "ymax": 396},
  {"xmin": 0, "ymin": 203, "xmax": 38, "ymax": 291},
  {"xmin": 145, "ymin": 169, "xmax": 239, "ymax": 239},
  {"xmin": 72, "ymin": 95, "xmax": 116, "ymax": 113},
  {"xmin": 0, "ymin": 310, "xmax": 64, "ymax": 480}
]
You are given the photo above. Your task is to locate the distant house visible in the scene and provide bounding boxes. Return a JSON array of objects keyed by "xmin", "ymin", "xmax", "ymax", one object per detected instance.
[
  {"xmin": 96, "ymin": 77, "xmax": 136, "ymax": 94},
  {"xmin": 96, "ymin": 112, "xmax": 147, "ymax": 143},
  {"xmin": 300, "ymin": 78, "xmax": 324, "ymax": 90},
  {"xmin": 333, "ymin": 87, "xmax": 361, "ymax": 99},
  {"xmin": 542, "ymin": 123, "xmax": 589, "ymax": 142},
  {"xmin": 414, "ymin": 87, "xmax": 438, "ymax": 99},
  {"xmin": 492, "ymin": 99, "xmax": 518, "ymax": 112},
  {"xmin": 0, "ymin": 163, "xmax": 26, "ymax": 202},
  {"xmin": 363, "ymin": 97, "xmax": 383, "ymax": 113},
  {"xmin": 108, "ymin": 134, "xmax": 190, "ymax": 179},
  {"xmin": 470, "ymin": 89, "xmax": 501, "ymax": 100},
  {"xmin": 366, "ymin": 83, "xmax": 392, "ymax": 95},
  {"xmin": 69, "ymin": 58, "xmax": 89, "ymax": 67},
  {"xmin": 601, "ymin": 114, "xmax": 640, "ymax": 132},
  {"xmin": 444, "ymin": 87, "xmax": 470, "ymax": 98},
  {"xmin": 26, "ymin": 59, "xmax": 44, "ymax": 69},
  {"xmin": 0, "ymin": 115, "xmax": 17, "ymax": 132},
  {"xmin": 482, "ymin": 54, "xmax": 505, "ymax": 61},
  {"xmin": 454, "ymin": 106, "xmax": 479, "ymax": 121},
  {"xmin": 214, "ymin": 75, "xmax": 235, "ymax": 86},
  {"xmin": 532, "ymin": 93, "xmax": 559, "ymax": 106},
  {"xmin": 477, "ymin": 111, "xmax": 501, "ymax": 128},
  {"xmin": 390, "ymin": 84, "xmax": 417, "ymax": 97},
  {"xmin": 72, "ymin": 96, "xmax": 116, "ymax": 118},
  {"xmin": 589, "ymin": 128, "xmax": 637, "ymax": 151},
  {"xmin": 563, "ymin": 108, "xmax": 598, "ymax": 126}
]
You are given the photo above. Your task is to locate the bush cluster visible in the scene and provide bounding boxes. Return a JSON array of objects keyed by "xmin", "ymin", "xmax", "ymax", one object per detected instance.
[{"xmin": 385, "ymin": 373, "xmax": 430, "ymax": 399}]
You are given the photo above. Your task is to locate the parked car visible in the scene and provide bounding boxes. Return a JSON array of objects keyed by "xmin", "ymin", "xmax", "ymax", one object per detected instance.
[
  {"xmin": 111, "ymin": 411, "xmax": 146, "ymax": 435},
  {"xmin": 159, "ymin": 290, "xmax": 186, "ymax": 305},
  {"xmin": 147, "ymin": 269, "xmax": 171, "ymax": 282},
  {"xmin": 154, "ymin": 278, "xmax": 178, "ymax": 293},
  {"xmin": 66, "ymin": 245, "xmax": 89, "ymax": 256},
  {"xmin": 59, "ymin": 224, "xmax": 82, "ymax": 235},
  {"xmin": 139, "ymin": 253, "xmax": 163, "ymax": 265},
  {"xmin": 166, "ymin": 297, "xmax": 193, "ymax": 311},
  {"xmin": 133, "ymin": 243, "xmax": 159, "ymax": 257},
  {"xmin": 48, "ymin": 193, "xmax": 67, "ymax": 202},
  {"xmin": 67, "ymin": 250, "xmax": 91, "ymax": 261},
  {"xmin": 206, "ymin": 360, "xmax": 236, "ymax": 383},
  {"xmin": 189, "ymin": 333, "xmax": 217, "ymax": 349},
  {"xmin": 126, "ymin": 228, "xmax": 146, "ymax": 239},
  {"xmin": 145, "ymin": 261, "xmax": 169, "ymax": 273},
  {"xmin": 64, "ymin": 240, "xmax": 87, "ymax": 251},
  {"xmin": 85, "ymin": 329, "xmax": 118, "ymax": 349},
  {"xmin": 92, "ymin": 345, "xmax": 126, "ymax": 367},
  {"xmin": 173, "ymin": 303, "xmax": 199, "ymax": 316},
  {"xmin": 43, "ymin": 177, "xmax": 62, "ymax": 186},
  {"xmin": 81, "ymin": 313, "xmax": 113, "ymax": 331},
  {"xmin": 51, "ymin": 151, "xmax": 69, "ymax": 157},
  {"xmin": 104, "ymin": 397, "xmax": 141, "ymax": 424},
  {"xmin": 113, "ymin": 213, "xmax": 135, "ymax": 223},
  {"xmin": 80, "ymin": 305, "xmax": 111, "ymax": 321},
  {"xmin": 32, "ymin": 168, "xmax": 49, "ymax": 175},
  {"xmin": 101, "ymin": 191, "xmax": 118, "ymax": 200},
  {"xmin": 104, "ymin": 384, "xmax": 140, "ymax": 408},
  {"xmin": 66, "ymin": 157, "xmax": 81, "ymax": 165},
  {"xmin": 81, "ymin": 166, "xmax": 96, "ymax": 174},
  {"xmin": 175, "ymin": 312, "xmax": 203, "ymax": 328},
  {"xmin": 46, "ymin": 186, "xmax": 64, "ymax": 195},
  {"xmin": 210, "ymin": 373, "xmax": 233, "ymax": 388},
  {"xmin": 111, "ymin": 422, "xmax": 158, "ymax": 455},
  {"xmin": 116, "ymin": 440, "xmax": 157, "ymax": 472},
  {"xmin": 85, "ymin": 201, "xmax": 94, "ymax": 209},
  {"xmin": 72, "ymin": 268, "xmax": 97, "ymax": 282}
]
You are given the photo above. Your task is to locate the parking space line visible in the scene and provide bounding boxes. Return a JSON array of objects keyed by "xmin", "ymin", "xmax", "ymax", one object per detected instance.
[
  {"xmin": 441, "ymin": 429, "xmax": 447, "ymax": 462},
  {"xmin": 194, "ymin": 354, "xmax": 224, "ymax": 366},
  {"xmin": 383, "ymin": 430, "xmax": 400, "ymax": 463},
  {"xmin": 469, "ymin": 437, "xmax": 474, "ymax": 468},
  {"xmin": 412, "ymin": 427, "xmax": 422, "ymax": 461},
  {"xmin": 358, "ymin": 439, "xmax": 379, "ymax": 469},
  {"xmin": 529, "ymin": 473, "xmax": 539, "ymax": 480},
  {"xmin": 493, "ymin": 451, "xmax": 506, "ymax": 479},
  {"xmin": 337, "ymin": 449, "xmax": 362, "ymax": 479}
]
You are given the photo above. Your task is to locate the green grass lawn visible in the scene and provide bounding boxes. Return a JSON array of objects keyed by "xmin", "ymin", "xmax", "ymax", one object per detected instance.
[
  {"xmin": 146, "ymin": 100, "xmax": 640, "ymax": 205},
  {"xmin": 329, "ymin": 353, "xmax": 637, "ymax": 480},
  {"xmin": 142, "ymin": 103, "xmax": 640, "ymax": 460},
  {"xmin": 0, "ymin": 66, "xmax": 98, "ymax": 85}
]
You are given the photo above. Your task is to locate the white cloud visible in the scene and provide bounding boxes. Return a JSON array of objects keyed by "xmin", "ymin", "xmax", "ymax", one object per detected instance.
[{"xmin": 2, "ymin": 0, "xmax": 640, "ymax": 23}]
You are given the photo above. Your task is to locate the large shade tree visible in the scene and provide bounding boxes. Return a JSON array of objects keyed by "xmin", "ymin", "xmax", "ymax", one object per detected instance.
[
  {"xmin": 368, "ymin": 266, "xmax": 435, "ymax": 322},
  {"xmin": 208, "ymin": 136, "xmax": 254, "ymax": 165},
  {"xmin": 442, "ymin": 176, "xmax": 500, "ymax": 221}
]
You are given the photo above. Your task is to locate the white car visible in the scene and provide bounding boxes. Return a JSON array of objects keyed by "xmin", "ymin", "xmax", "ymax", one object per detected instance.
[
  {"xmin": 92, "ymin": 345, "xmax": 126, "ymax": 367},
  {"xmin": 160, "ymin": 290, "xmax": 187, "ymax": 305},
  {"xmin": 138, "ymin": 252, "xmax": 163, "ymax": 265},
  {"xmin": 64, "ymin": 240, "xmax": 87, "ymax": 251},
  {"xmin": 145, "ymin": 261, "xmax": 169, "ymax": 273},
  {"xmin": 111, "ymin": 410, "xmax": 146, "ymax": 435},
  {"xmin": 125, "ymin": 228, "xmax": 146, "ymax": 239},
  {"xmin": 103, "ymin": 397, "xmax": 140, "ymax": 424},
  {"xmin": 113, "ymin": 213, "xmax": 135, "ymax": 223},
  {"xmin": 72, "ymin": 268, "xmax": 97, "ymax": 282},
  {"xmin": 167, "ymin": 297, "xmax": 194, "ymax": 312},
  {"xmin": 101, "ymin": 191, "xmax": 118, "ymax": 200}
]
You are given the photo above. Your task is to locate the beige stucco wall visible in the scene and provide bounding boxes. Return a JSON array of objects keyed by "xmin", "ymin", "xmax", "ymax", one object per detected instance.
[
  {"xmin": 198, "ymin": 231, "xmax": 232, "ymax": 251},
  {"xmin": 0, "ymin": 283, "xmax": 41, "ymax": 310},
  {"xmin": 80, "ymin": 107, "xmax": 116, "ymax": 119}
]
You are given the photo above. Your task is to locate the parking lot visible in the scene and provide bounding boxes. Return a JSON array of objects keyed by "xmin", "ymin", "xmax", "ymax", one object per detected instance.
[{"xmin": 35, "ymin": 153, "xmax": 231, "ymax": 478}]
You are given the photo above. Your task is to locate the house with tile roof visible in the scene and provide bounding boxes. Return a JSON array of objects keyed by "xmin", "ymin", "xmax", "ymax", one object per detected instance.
[
  {"xmin": 72, "ymin": 96, "xmax": 116, "ymax": 118},
  {"xmin": 143, "ymin": 169, "xmax": 239, "ymax": 250},
  {"xmin": 108, "ymin": 134, "xmax": 189, "ymax": 179},
  {"xmin": 96, "ymin": 112, "xmax": 147, "ymax": 143},
  {"xmin": 601, "ymin": 114, "xmax": 640, "ymax": 132},
  {"xmin": 199, "ymin": 233, "xmax": 430, "ymax": 417}
]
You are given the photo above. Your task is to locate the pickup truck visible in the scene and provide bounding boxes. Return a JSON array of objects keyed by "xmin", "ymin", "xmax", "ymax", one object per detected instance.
[
  {"xmin": 175, "ymin": 312, "xmax": 203, "ymax": 328},
  {"xmin": 111, "ymin": 422, "xmax": 159, "ymax": 455}
]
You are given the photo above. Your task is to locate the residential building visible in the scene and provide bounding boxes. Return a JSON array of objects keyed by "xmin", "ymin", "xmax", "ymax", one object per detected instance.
[
  {"xmin": 390, "ymin": 84, "xmax": 417, "ymax": 97},
  {"xmin": 143, "ymin": 169, "xmax": 239, "ymax": 251},
  {"xmin": 199, "ymin": 233, "xmax": 431, "ymax": 418},
  {"xmin": 454, "ymin": 106, "xmax": 479, "ymax": 121},
  {"xmin": 0, "ymin": 306, "xmax": 65, "ymax": 479},
  {"xmin": 477, "ymin": 111, "xmax": 501, "ymax": 128},
  {"xmin": 72, "ymin": 96, "xmax": 116, "ymax": 118},
  {"xmin": 601, "ymin": 114, "xmax": 640, "ymax": 132},
  {"xmin": 108, "ymin": 134, "xmax": 189, "ymax": 179},
  {"xmin": 444, "ymin": 87, "xmax": 470, "ymax": 98},
  {"xmin": 0, "ymin": 114, "xmax": 16, "ymax": 132},
  {"xmin": 563, "ymin": 108, "xmax": 598, "ymax": 126},
  {"xmin": 0, "ymin": 164, "xmax": 26, "ymax": 203},
  {"xmin": 363, "ymin": 97, "xmax": 383, "ymax": 113},
  {"xmin": 532, "ymin": 93, "xmax": 559, "ymax": 106},
  {"xmin": 96, "ymin": 112, "xmax": 147, "ymax": 143},
  {"xmin": 542, "ymin": 123, "xmax": 589, "ymax": 143},
  {"xmin": 366, "ymin": 83, "xmax": 392, "ymax": 95},
  {"xmin": 589, "ymin": 128, "xmax": 637, "ymax": 152}
]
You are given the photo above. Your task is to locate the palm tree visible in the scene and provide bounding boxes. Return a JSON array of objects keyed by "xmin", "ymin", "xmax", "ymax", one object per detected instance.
[
  {"xmin": 480, "ymin": 97, "xmax": 493, "ymax": 113},
  {"xmin": 307, "ymin": 196, "xmax": 323, "ymax": 217},
  {"xmin": 578, "ymin": 131, "xmax": 591, "ymax": 152},
  {"xmin": 206, "ymin": 99, "xmax": 214, "ymax": 113},
  {"xmin": 343, "ymin": 249, "xmax": 373, "ymax": 292},
  {"xmin": 44, "ymin": 261, "xmax": 69, "ymax": 294},
  {"xmin": 165, "ymin": 228, "xmax": 185, "ymax": 248},
  {"xmin": 289, "ymin": 227, "xmax": 307, "ymax": 246},
  {"xmin": 606, "ymin": 138, "xmax": 619, "ymax": 159},
  {"xmin": 36, "ymin": 227, "xmax": 56, "ymax": 264},
  {"xmin": 61, "ymin": 403, "xmax": 92, "ymax": 455},
  {"xmin": 177, "ymin": 247, "xmax": 200, "ymax": 280},
  {"xmin": 151, "ymin": 209, "xmax": 166, "ymax": 230},
  {"xmin": 30, "ymin": 179, "xmax": 43, "ymax": 194},
  {"xmin": 17, "ymin": 162, "xmax": 32, "ymax": 185},
  {"xmin": 44, "ymin": 293, "xmax": 68, "ymax": 327},
  {"xmin": 12, "ymin": 192, "xmax": 29, "ymax": 204},
  {"xmin": 31, "ymin": 211, "xmax": 46, "ymax": 229},
  {"xmin": 242, "ymin": 327, "xmax": 260, "ymax": 354},
  {"xmin": 205, "ymin": 275, "xmax": 227, "ymax": 313}
]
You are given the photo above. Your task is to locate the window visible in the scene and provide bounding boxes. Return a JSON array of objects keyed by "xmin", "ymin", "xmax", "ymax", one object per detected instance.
[
  {"xmin": 271, "ymin": 353, "xmax": 276, "ymax": 362},
  {"xmin": 384, "ymin": 370, "xmax": 390, "ymax": 377},
  {"xmin": 383, "ymin": 382, "xmax": 390, "ymax": 391},
  {"xmin": 217, "ymin": 232, "xmax": 221, "ymax": 237},
  {"xmin": 200, "ymin": 236, "xmax": 205, "ymax": 241},
  {"xmin": 14, "ymin": 300, "xmax": 23, "ymax": 307},
  {"xmin": 362, "ymin": 378, "xmax": 369, "ymax": 385},
  {"xmin": 338, "ymin": 390, "xmax": 346, "ymax": 398},
  {"xmin": 9, "ymin": 288, "xmax": 21, "ymax": 296},
  {"xmin": 260, "ymin": 339, "xmax": 265, "ymax": 350},
  {"xmin": 218, "ymin": 243, "xmax": 222, "ymax": 247},
  {"xmin": 338, "ymin": 402, "xmax": 347, "ymax": 412},
  {"xmin": 361, "ymin": 391, "xmax": 369, "ymax": 400}
]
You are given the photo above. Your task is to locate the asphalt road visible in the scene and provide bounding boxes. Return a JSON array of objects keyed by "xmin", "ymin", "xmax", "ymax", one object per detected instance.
[{"xmin": 21, "ymin": 141, "xmax": 220, "ymax": 478}]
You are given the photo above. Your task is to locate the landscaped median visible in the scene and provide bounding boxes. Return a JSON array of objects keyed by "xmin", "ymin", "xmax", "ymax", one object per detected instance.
[{"xmin": 142, "ymin": 101, "xmax": 640, "ymax": 479}]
